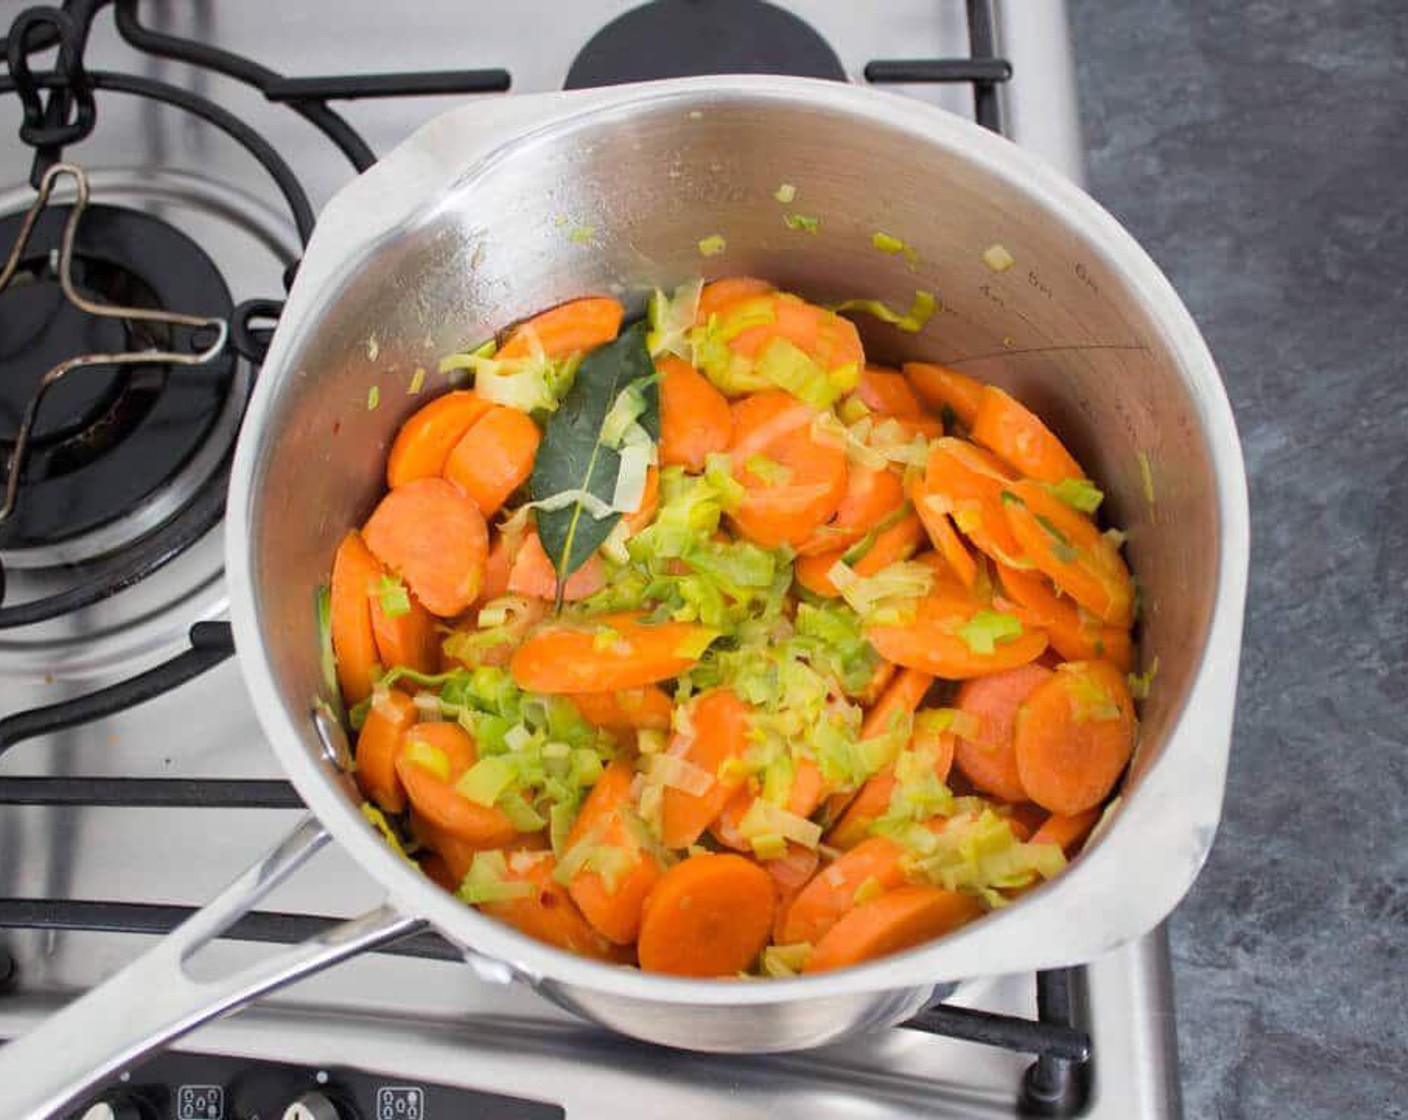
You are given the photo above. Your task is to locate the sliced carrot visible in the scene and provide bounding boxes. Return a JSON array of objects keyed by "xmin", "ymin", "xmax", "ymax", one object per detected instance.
[
  {"xmin": 726, "ymin": 293, "xmax": 864, "ymax": 381},
  {"xmin": 1030, "ymin": 807, "xmax": 1102, "ymax": 854},
  {"xmin": 637, "ymin": 854, "xmax": 776, "ymax": 977},
  {"xmin": 497, "ymin": 296, "xmax": 624, "ymax": 361},
  {"xmin": 564, "ymin": 758, "xmax": 665, "ymax": 944},
  {"xmin": 913, "ymin": 488, "xmax": 979, "ymax": 589},
  {"xmin": 659, "ymin": 356, "xmax": 733, "ymax": 471},
  {"xmin": 696, "ymin": 277, "xmax": 774, "ymax": 322},
  {"xmin": 827, "ymin": 711, "xmax": 956, "ymax": 850},
  {"xmin": 1014, "ymin": 660, "xmax": 1136, "ymax": 815},
  {"xmin": 1001, "ymin": 479, "xmax": 1133, "ymax": 626},
  {"xmin": 951, "ymin": 663, "xmax": 1053, "ymax": 803},
  {"xmin": 353, "ymin": 690, "xmax": 416, "ymax": 813},
  {"xmin": 902, "ymin": 362, "xmax": 985, "ymax": 427},
  {"xmin": 1000, "ymin": 801, "xmax": 1045, "ymax": 842},
  {"xmin": 659, "ymin": 688, "xmax": 752, "ymax": 849},
  {"xmin": 395, "ymin": 722, "xmax": 520, "ymax": 849},
  {"xmin": 480, "ymin": 850, "xmax": 627, "ymax": 964},
  {"xmin": 444, "ymin": 405, "xmax": 541, "ymax": 518},
  {"xmin": 804, "ymin": 885, "xmax": 984, "ymax": 972},
  {"xmin": 623, "ymin": 465, "xmax": 660, "ymax": 535},
  {"xmin": 569, "ymin": 686, "xmax": 674, "ymax": 735},
  {"xmin": 856, "ymin": 365, "xmax": 926, "ymax": 419},
  {"xmin": 779, "ymin": 836, "xmax": 910, "ymax": 946},
  {"xmin": 970, "ymin": 385, "xmax": 1085, "ymax": 484},
  {"xmin": 410, "ymin": 811, "xmax": 483, "ymax": 883},
  {"xmin": 997, "ymin": 564, "xmax": 1133, "ymax": 672},
  {"xmin": 369, "ymin": 584, "xmax": 439, "ymax": 675},
  {"xmin": 867, "ymin": 590, "xmax": 1049, "ymax": 679},
  {"xmin": 420, "ymin": 851, "xmax": 458, "ymax": 892},
  {"xmin": 727, "ymin": 390, "xmax": 849, "ymax": 549},
  {"xmin": 510, "ymin": 611, "xmax": 710, "ymax": 693},
  {"xmin": 386, "ymin": 391, "xmax": 492, "ymax": 488},
  {"xmin": 363, "ymin": 477, "xmax": 489, "ymax": 617},
  {"xmin": 796, "ymin": 464, "xmax": 906, "ymax": 557},
  {"xmin": 795, "ymin": 509, "xmax": 925, "ymax": 597},
  {"xmin": 507, "ymin": 528, "xmax": 606, "ymax": 602},
  {"xmin": 330, "ymin": 531, "xmax": 384, "ymax": 705},
  {"xmin": 478, "ymin": 530, "xmax": 513, "ymax": 604},
  {"xmin": 919, "ymin": 437, "xmax": 1029, "ymax": 569}
]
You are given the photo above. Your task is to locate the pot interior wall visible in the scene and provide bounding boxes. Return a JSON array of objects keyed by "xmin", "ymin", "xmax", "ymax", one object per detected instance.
[{"xmin": 247, "ymin": 89, "xmax": 1218, "ymax": 874}]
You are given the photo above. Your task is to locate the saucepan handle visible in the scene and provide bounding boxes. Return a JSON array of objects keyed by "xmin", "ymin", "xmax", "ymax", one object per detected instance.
[{"xmin": 0, "ymin": 815, "xmax": 423, "ymax": 1120}]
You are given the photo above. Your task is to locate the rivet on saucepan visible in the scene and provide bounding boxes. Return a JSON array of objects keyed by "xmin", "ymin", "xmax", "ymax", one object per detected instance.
[{"xmin": 311, "ymin": 702, "xmax": 355, "ymax": 772}]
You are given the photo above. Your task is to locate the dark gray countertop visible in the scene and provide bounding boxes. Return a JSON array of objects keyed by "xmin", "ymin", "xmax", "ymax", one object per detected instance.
[{"xmin": 1068, "ymin": 2, "xmax": 1407, "ymax": 1116}]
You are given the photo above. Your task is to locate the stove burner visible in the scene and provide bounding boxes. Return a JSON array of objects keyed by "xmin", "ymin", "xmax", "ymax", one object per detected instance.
[
  {"xmin": 564, "ymin": 0, "xmax": 847, "ymax": 89},
  {"xmin": 0, "ymin": 202, "xmax": 234, "ymax": 553}
]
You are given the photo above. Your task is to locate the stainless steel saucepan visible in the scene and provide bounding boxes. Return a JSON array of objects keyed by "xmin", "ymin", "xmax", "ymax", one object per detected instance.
[{"xmin": 0, "ymin": 75, "xmax": 1248, "ymax": 1119}]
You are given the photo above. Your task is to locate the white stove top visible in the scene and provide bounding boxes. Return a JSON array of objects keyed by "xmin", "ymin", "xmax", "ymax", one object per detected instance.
[{"xmin": 0, "ymin": 3, "xmax": 1179, "ymax": 1116}]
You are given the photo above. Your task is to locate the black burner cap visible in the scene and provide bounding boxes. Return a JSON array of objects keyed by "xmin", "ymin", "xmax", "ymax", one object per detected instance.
[
  {"xmin": 565, "ymin": 0, "xmax": 847, "ymax": 89},
  {"xmin": 0, "ymin": 203, "xmax": 235, "ymax": 552}
]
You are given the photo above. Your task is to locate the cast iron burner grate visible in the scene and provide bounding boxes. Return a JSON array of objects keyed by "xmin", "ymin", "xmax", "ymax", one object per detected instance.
[
  {"xmin": 566, "ymin": 0, "xmax": 848, "ymax": 88},
  {"xmin": 0, "ymin": 2, "xmax": 1085, "ymax": 1115},
  {"xmin": 0, "ymin": 201, "xmax": 235, "ymax": 554}
]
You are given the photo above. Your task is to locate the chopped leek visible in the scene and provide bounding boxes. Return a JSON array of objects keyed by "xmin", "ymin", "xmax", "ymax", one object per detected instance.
[
  {"xmin": 458, "ymin": 851, "xmax": 535, "ymax": 905},
  {"xmin": 366, "ymin": 384, "xmax": 380, "ymax": 410},
  {"xmin": 646, "ymin": 278, "xmax": 704, "ymax": 359},
  {"xmin": 1046, "ymin": 477, "xmax": 1104, "ymax": 514},
  {"xmin": 783, "ymin": 213, "xmax": 820, "ymax": 234},
  {"xmin": 698, "ymin": 234, "xmax": 727, "ymax": 257},
  {"xmin": 834, "ymin": 290, "xmax": 936, "ymax": 333},
  {"xmin": 375, "ymin": 574, "xmax": 411, "ymax": 619},
  {"xmin": 1138, "ymin": 451, "xmax": 1156, "ymax": 505},
  {"xmin": 737, "ymin": 798, "xmax": 822, "ymax": 849},
  {"xmin": 455, "ymin": 755, "xmax": 517, "ymax": 806},
  {"xmin": 360, "ymin": 803, "xmax": 417, "ymax": 866},
  {"xmin": 982, "ymin": 243, "xmax": 1015, "ymax": 272},
  {"xmin": 745, "ymin": 454, "xmax": 792, "ymax": 487},
  {"xmin": 750, "ymin": 833, "xmax": 789, "ymax": 861},
  {"xmin": 956, "ymin": 610, "xmax": 1024, "ymax": 655},
  {"xmin": 1128, "ymin": 656, "xmax": 1160, "ymax": 701},
  {"xmin": 773, "ymin": 183, "xmax": 797, "ymax": 203},
  {"xmin": 648, "ymin": 753, "xmax": 715, "ymax": 796},
  {"xmin": 761, "ymin": 942, "xmax": 813, "ymax": 977},
  {"xmin": 408, "ymin": 367, "xmax": 427, "ymax": 394},
  {"xmin": 828, "ymin": 559, "xmax": 933, "ymax": 621},
  {"xmin": 401, "ymin": 739, "xmax": 451, "ymax": 782}
]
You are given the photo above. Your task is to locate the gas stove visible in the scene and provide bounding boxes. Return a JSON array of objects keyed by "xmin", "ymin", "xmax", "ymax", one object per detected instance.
[{"xmin": 0, "ymin": 3, "xmax": 1181, "ymax": 1118}]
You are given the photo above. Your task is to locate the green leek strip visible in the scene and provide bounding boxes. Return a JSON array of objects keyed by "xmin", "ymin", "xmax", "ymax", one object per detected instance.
[
  {"xmin": 956, "ymin": 610, "xmax": 1024, "ymax": 655},
  {"xmin": 401, "ymin": 740, "xmax": 451, "ymax": 782}
]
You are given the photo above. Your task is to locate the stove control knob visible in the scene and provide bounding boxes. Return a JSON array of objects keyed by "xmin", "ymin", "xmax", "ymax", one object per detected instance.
[
  {"xmin": 282, "ymin": 1090, "xmax": 350, "ymax": 1120},
  {"xmin": 80, "ymin": 1099, "xmax": 150, "ymax": 1120}
]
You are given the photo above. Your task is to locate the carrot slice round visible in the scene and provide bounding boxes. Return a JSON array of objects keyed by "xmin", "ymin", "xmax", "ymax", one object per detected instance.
[
  {"xmin": 370, "ymin": 585, "xmax": 440, "ymax": 676},
  {"xmin": 796, "ymin": 464, "xmax": 906, "ymax": 557},
  {"xmin": 997, "ymin": 564, "xmax": 1133, "ymax": 672},
  {"xmin": 696, "ymin": 277, "xmax": 774, "ymax": 322},
  {"xmin": 569, "ymin": 686, "xmax": 674, "ymax": 735},
  {"xmin": 497, "ymin": 296, "xmax": 624, "ymax": 361},
  {"xmin": 1001, "ymin": 479, "xmax": 1133, "ymax": 627},
  {"xmin": 509, "ymin": 612, "xmax": 710, "ymax": 694},
  {"xmin": 970, "ymin": 385, "xmax": 1085, "ymax": 484},
  {"xmin": 856, "ymin": 365, "xmax": 926, "ymax": 419},
  {"xmin": 951, "ymin": 663, "xmax": 1053, "ymax": 803},
  {"xmin": 659, "ymin": 356, "xmax": 733, "ymax": 471},
  {"xmin": 444, "ymin": 404, "xmax": 541, "ymax": 518},
  {"xmin": 506, "ymin": 529, "xmax": 606, "ymax": 602},
  {"xmin": 1029, "ymin": 807, "xmax": 1102, "ymax": 855},
  {"xmin": 658, "ymin": 688, "xmax": 752, "ymax": 849},
  {"xmin": 637, "ymin": 854, "xmax": 776, "ymax": 977},
  {"xmin": 395, "ymin": 722, "xmax": 520, "ymax": 849},
  {"xmin": 1014, "ymin": 660, "xmax": 1136, "ymax": 815},
  {"xmin": 480, "ymin": 850, "xmax": 627, "ymax": 964},
  {"xmin": 353, "ymin": 690, "xmax": 416, "ymax": 813},
  {"xmin": 564, "ymin": 758, "xmax": 665, "ymax": 944},
  {"xmin": 727, "ymin": 391, "xmax": 849, "ymax": 549},
  {"xmin": 386, "ymin": 391, "xmax": 492, "ymax": 488},
  {"xmin": 902, "ymin": 363, "xmax": 985, "ymax": 427},
  {"xmin": 795, "ymin": 509, "xmax": 925, "ymax": 597},
  {"xmin": 779, "ymin": 836, "xmax": 910, "ymax": 946},
  {"xmin": 330, "ymin": 531, "xmax": 384, "ymax": 705},
  {"xmin": 867, "ymin": 591, "xmax": 1049, "ymax": 679},
  {"xmin": 918, "ymin": 437, "xmax": 1029, "ymax": 569},
  {"xmin": 913, "ymin": 488, "xmax": 979, "ymax": 589},
  {"xmin": 363, "ymin": 477, "xmax": 489, "ymax": 617},
  {"xmin": 804, "ymin": 885, "xmax": 984, "ymax": 973}
]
